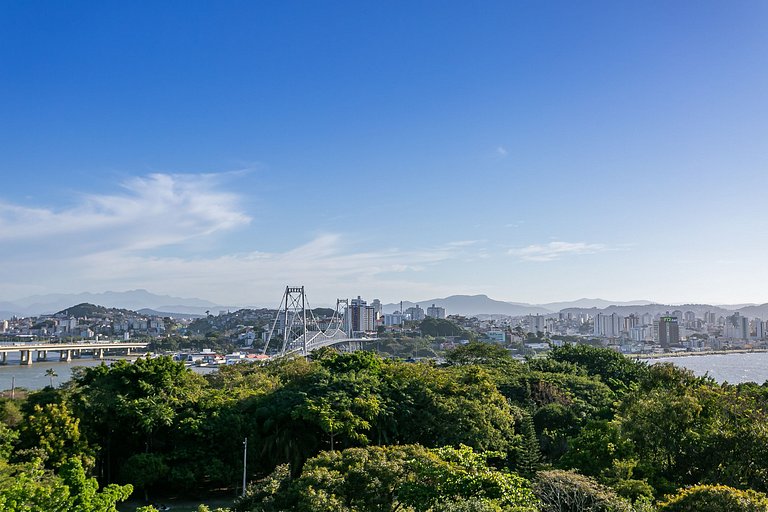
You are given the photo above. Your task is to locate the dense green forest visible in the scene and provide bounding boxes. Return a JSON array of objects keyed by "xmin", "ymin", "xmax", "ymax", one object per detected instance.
[{"xmin": 3, "ymin": 343, "xmax": 768, "ymax": 511}]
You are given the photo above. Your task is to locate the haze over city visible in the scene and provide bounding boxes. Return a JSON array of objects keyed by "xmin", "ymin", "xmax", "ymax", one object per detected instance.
[{"xmin": 1, "ymin": 1, "xmax": 767, "ymax": 307}]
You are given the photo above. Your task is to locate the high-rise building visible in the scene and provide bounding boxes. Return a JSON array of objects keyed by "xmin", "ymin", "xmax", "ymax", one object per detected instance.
[
  {"xmin": 659, "ymin": 316, "xmax": 680, "ymax": 348},
  {"xmin": 383, "ymin": 313, "xmax": 406, "ymax": 326},
  {"xmin": 593, "ymin": 313, "xmax": 623, "ymax": 337},
  {"xmin": 752, "ymin": 318, "xmax": 764, "ymax": 340},
  {"xmin": 426, "ymin": 304, "xmax": 446, "ymax": 319},
  {"xmin": 624, "ymin": 314, "xmax": 639, "ymax": 332},
  {"xmin": 347, "ymin": 296, "xmax": 376, "ymax": 333},
  {"xmin": 371, "ymin": 299, "xmax": 383, "ymax": 320},
  {"xmin": 725, "ymin": 313, "xmax": 749, "ymax": 340},
  {"xmin": 405, "ymin": 305, "xmax": 425, "ymax": 322},
  {"xmin": 529, "ymin": 314, "xmax": 546, "ymax": 334}
]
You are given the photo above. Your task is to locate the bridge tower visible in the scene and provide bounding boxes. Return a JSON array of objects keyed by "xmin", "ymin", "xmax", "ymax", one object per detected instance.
[
  {"xmin": 336, "ymin": 298, "xmax": 350, "ymax": 336},
  {"xmin": 262, "ymin": 286, "xmax": 369, "ymax": 358},
  {"xmin": 263, "ymin": 286, "xmax": 308, "ymax": 356}
]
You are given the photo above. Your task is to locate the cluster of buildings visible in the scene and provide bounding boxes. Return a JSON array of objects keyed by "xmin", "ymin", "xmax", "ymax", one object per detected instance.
[
  {"xmin": 343, "ymin": 297, "xmax": 447, "ymax": 334},
  {"xmin": 380, "ymin": 303, "xmax": 446, "ymax": 327},
  {"xmin": 519, "ymin": 309, "xmax": 768, "ymax": 352},
  {"xmin": 0, "ymin": 309, "xmax": 172, "ymax": 341}
]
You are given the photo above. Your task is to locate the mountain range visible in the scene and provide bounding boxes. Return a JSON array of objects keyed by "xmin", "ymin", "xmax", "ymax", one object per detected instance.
[
  {"xmin": 0, "ymin": 289, "xmax": 226, "ymax": 318},
  {"xmin": 383, "ymin": 295, "xmax": 768, "ymax": 319},
  {"xmin": 2, "ymin": 290, "xmax": 768, "ymax": 321},
  {"xmin": 381, "ymin": 295, "xmax": 658, "ymax": 317}
]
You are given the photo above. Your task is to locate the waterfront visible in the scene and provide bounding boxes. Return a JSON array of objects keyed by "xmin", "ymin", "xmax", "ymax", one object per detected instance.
[
  {"xmin": 2, "ymin": 350, "xmax": 768, "ymax": 391},
  {"xmin": 642, "ymin": 351, "xmax": 768, "ymax": 384},
  {"xmin": 0, "ymin": 355, "xmax": 217, "ymax": 392}
]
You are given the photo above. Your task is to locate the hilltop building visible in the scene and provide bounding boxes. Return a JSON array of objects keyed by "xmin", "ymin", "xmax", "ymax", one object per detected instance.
[
  {"xmin": 405, "ymin": 305, "xmax": 425, "ymax": 322},
  {"xmin": 426, "ymin": 304, "xmax": 446, "ymax": 319}
]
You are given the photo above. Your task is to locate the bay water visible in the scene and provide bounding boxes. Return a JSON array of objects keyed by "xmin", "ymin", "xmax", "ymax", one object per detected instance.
[{"xmin": 2, "ymin": 351, "xmax": 768, "ymax": 392}]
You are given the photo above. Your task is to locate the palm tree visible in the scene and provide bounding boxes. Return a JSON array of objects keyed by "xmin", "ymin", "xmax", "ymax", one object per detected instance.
[{"xmin": 45, "ymin": 368, "xmax": 57, "ymax": 388}]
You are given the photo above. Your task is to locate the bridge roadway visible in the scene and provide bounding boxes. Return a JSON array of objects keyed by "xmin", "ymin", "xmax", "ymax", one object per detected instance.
[
  {"xmin": 0, "ymin": 342, "xmax": 149, "ymax": 365},
  {"xmin": 281, "ymin": 330, "xmax": 372, "ymax": 356}
]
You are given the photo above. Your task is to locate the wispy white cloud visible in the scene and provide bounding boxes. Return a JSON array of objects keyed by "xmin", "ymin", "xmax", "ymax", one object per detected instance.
[
  {"xmin": 0, "ymin": 173, "xmax": 250, "ymax": 253},
  {"xmin": 0, "ymin": 174, "xmax": 474, "ymax": 305},
  {"xmin": 10, "ymin": 234, "xmax": 470, "ymax": 305},
  {"xmin": 495, "ymin": 146, "xmax": 508, "ymax": 158},
  {"xmin": 508, "ymin": 241, "xmax": 611, "ymax": 261}
]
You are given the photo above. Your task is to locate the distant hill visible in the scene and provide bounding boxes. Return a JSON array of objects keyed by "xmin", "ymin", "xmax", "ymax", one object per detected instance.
[
  {"xmin": 560, "ymin": 303, "xmax": 733, "ymax": 317},
  {"xmin": 381, "ymin": 295, "xmax": 768, "ymax": 319},
  {"xmin": 55, "ymin": 303, "xmax": 136, "ymax": 318},
  {"xmin": 383, "ymin": 295, "xmax": 551, "ymax": 317},
  {"xmin": 4, "ymin": 289, "xmax": 224, "ymax": 316},
  {"xmin": 734, "ymin": 303, "xmax": 768, "ymax": 319},
  {"xmin": 538, "ymin": 298, "xmax": 656, "ymax": 311},
  {"xmin": 136, "ymin": 308, "xmax": 205, "ymax": 319}
]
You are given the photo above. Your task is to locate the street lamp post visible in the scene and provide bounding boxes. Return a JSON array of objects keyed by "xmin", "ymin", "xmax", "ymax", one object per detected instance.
[{"xmin": 242, "ymin": 437, "xmax": 248, "ymax": 497}]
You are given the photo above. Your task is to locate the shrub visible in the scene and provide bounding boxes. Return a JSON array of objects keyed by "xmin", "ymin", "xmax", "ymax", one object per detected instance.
[
  {"xmin": 658, "ymin": 484, "xmax": 768, "ymax": 512},
  {"xmin": 534, "ymin": 470, "xmax": 632, "ymax": 512}
]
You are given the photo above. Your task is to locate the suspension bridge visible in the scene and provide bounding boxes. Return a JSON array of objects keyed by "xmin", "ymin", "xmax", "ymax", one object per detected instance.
[{"xmin": 261, "ymin": 286, "xmax": 375, "ymax": 357}]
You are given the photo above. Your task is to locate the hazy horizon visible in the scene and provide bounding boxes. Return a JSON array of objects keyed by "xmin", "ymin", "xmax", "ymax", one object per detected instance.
[{"xmin": 2, "ymin": 2, "xmax": 767, "ymax": 306}]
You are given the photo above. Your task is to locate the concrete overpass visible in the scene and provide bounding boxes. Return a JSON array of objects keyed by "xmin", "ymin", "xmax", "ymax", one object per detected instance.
[{"xmin": 0, "ymin": 342, "xmax": 149, "ymax": 365}]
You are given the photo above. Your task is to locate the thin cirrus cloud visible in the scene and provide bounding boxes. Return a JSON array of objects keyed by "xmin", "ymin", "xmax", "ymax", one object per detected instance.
[
  {"xmin": 0, "ymin": 173, "xmax": 251, "ymax": 254},
  {"xmin": 0, "ymin": 173, "xmax": 474, "ymax": 303},
  {"xmin": 509, "ymin": 241, "xmax": 610, "ymax": 261},
  {"xmin": 35, "ymin": 233, "xmax": 474, "ymax": 305}
]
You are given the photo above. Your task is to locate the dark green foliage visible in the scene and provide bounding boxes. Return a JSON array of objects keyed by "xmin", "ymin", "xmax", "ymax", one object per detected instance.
[
  {"xmin": 120, "ymin": 453, "xmax": 168, "ymax": 501},
  {"xmin": 234, "ymin": 444, "xmax": 539, "ymax": 512},
  {"xmin": 558, "ymin": 420, "xmax": 632, "ymax": 477},
  {"xmin": 420, "ymin": 317, "xmax": 471, "ymax": 338},
  {"xmin": 6, "ymin": 343, "xmax": 768, "ymax": 508},
  {"xmin": 446, "ymin": 341, "xmax": 517, "ymax": 366},
  {"xmin": 547, "ymin": 344, "xmax": 648, "ymax": 393},
  {"xmin": 514, "ymin": 411, "xmax": 541, "ymax": 477}
]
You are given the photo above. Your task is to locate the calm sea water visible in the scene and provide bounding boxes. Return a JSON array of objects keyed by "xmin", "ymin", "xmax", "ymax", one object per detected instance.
[
  {"xmin": 642, "ymin": 352, "xmax": 768, "ymax": 384},
  {"xmin": 0, "ymin": 354, "xmax": 216, "ymax": 392},
  {"xmin": 2, "ymin": 351, "xmax": 767, "ymax": 391}
]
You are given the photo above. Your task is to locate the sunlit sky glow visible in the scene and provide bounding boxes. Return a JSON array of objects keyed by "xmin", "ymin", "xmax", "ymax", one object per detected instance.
[{"xmin": 1, "ymin": 1, "xmax": 767, "ymax": 307}]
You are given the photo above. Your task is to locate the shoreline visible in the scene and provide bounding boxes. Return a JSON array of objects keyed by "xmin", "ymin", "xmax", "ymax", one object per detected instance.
[{"xmin": 632, "ymin": 348, "xmax": 768, "ymax": 359}]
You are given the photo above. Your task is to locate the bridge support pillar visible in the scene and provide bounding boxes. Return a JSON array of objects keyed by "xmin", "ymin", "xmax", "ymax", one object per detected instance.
[
  {"xmin": 21, "ymin": 350, "xmax": 32, "ymax": 365},
  {"xmin": 126, "ymin": 347, "xmax": 131, "ymax": 355},
  {"xmin": 37, "ymin": 350, "xmax": 47, "ymax": 361},
  {"xmin": 0, "ymin": 352, "xmax": 6, "ymax": 364},
  {"xmin": 97, "ymin": 348, "xmax": 104, "ymax": 359},
  {"xmin": 60, "ymin": 350, "xmax": 72, "ymax": 362}
]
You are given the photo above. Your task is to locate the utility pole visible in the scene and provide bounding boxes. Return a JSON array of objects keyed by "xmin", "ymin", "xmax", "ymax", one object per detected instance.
[{"xmin": 242, "ymin": 437, "xmax": 248, "ymax": 497}]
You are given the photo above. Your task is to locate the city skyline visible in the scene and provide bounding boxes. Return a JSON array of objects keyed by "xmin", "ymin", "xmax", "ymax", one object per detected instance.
[{"xmin": 1, "ymin": 2, "xmax": 767, "ymax": 306}]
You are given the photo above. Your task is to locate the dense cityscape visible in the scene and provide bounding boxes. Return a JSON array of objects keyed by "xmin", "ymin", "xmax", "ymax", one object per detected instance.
[{"xmin": 3, "ymin": 294, "xmax": 767, "ymax": 360}]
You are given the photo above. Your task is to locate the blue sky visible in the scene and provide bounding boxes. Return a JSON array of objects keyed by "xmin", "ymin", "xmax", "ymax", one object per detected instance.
[{"xmin": 1, "ymin": 1, "xmax": 767, "ymax": 307}]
